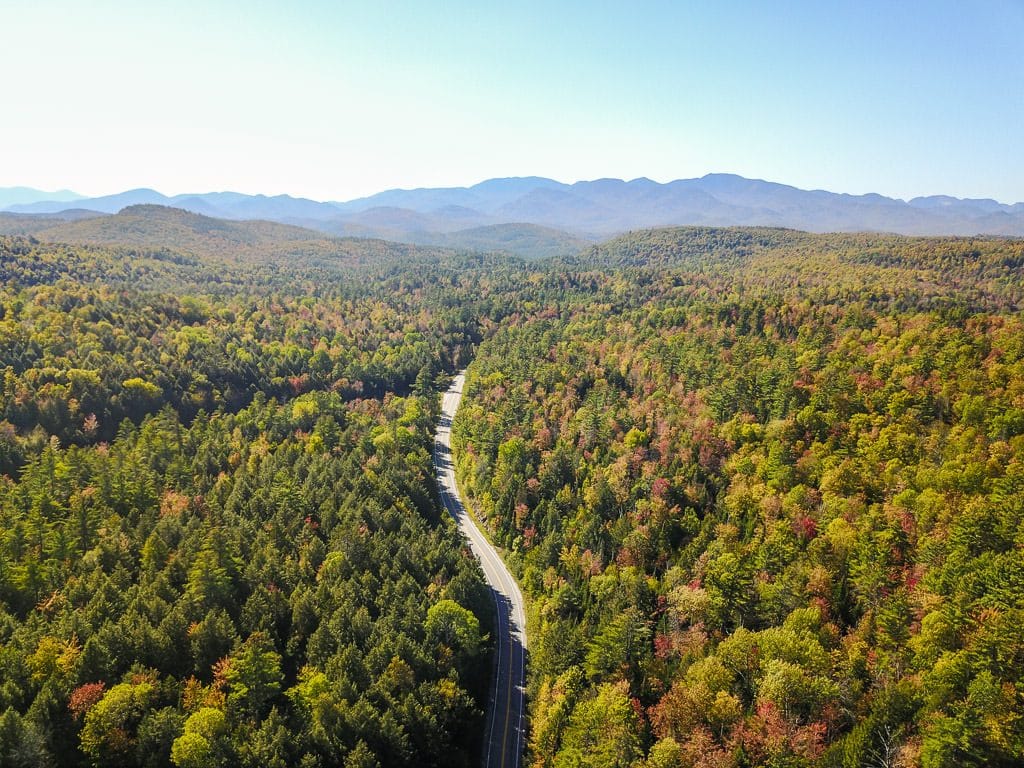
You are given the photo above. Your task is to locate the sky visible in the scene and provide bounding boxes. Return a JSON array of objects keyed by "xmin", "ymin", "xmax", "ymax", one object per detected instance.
[{"xmin": 2, "ymin": 1, "xmax": 1022, "ymax": 202}]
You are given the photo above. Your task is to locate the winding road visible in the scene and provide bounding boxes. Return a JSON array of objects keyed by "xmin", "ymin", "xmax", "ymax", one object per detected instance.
[{"xmin": 434, "ymin": 372, "xmax": 526, "ymax": 768}]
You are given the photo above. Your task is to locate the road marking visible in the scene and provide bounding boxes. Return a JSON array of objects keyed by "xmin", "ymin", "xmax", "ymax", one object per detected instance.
[{"xmin": 434, "ymin": 373, "xmax": 524, "ymax": 768}]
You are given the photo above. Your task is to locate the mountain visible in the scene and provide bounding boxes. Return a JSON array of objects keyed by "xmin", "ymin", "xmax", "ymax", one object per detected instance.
[
  {"xmin": 334, "ymin": 175, "xmax": 1024, "ymax": 237},
  {"xmin": 21, "ymin": 204, "xmax": 471, "ymax": 268},
  {"xmin": 0, "ymin": 209, "xmax": 104, "ymax": 236},
  {"xmin": 5, "ymin": 189, "xmax": 342, "ymax": 221},
  {"xmin": 7, "ymin": 188, "xmax": 170, "ymax": 214},
  {"xmin": 0, "ymin": 186, "xmax": 82, "ymax": 208},
  {"xmin": 331, "ymin": 205, "xmax": 491, "ymax": 234},
  {"xmin": 200, "ymin": 193, "xmax": 342, "ymax": 221},
  {"xmin": 283, "ymin": 211, "xmax": 585, "ymax": 258},
  {"xmin": 5, "ymin": 176, "xmax": 1023, "ymax": 257},
  {"xmin": 404, "ymin": 222, "xmax": 590, "ymax": 259},
  {"xmin": 19, "ymin": 204, "xmax": 424, "ymax": 266},
  {"xmin": 332, "ymin": 176, "xmax": 566, "ymax": 214},
  {"xmin": 6, "ymin": 205, "xmax": 585, "ymax": 262}
]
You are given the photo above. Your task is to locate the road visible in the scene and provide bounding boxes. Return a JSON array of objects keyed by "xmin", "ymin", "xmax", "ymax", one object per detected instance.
[{"xmin": 434, "ymin": 371, "xmax": 526, "ymax": 768}]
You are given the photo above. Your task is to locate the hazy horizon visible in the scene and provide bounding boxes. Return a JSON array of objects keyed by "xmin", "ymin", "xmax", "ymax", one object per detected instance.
[
  {"xmin": 3, "ymin": 2, "xmax": 1022, "ymax": 203},
  {"xmin": 5, "ymin": 171, "xmax": 1024, "ymax": 208}
]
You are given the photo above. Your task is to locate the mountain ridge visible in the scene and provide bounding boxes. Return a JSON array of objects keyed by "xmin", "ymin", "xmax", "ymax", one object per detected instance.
[
  {"xmin": 0, "ymin": 186, "xmax": 84, "ymax": 208},
  {"xmin": 5, "ymin": 175, "xmax": 1023, "ymax": 256}
]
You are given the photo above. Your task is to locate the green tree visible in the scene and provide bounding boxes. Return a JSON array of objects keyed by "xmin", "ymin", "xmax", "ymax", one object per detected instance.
[
  {"xmin": 171, "ymin": 707, "xmax": 230, "ymax": 768},
  {"xmin": 425, "ymin": 599, "xmax": 482, "ymax": 662},
  {"xmin": 554, "ymin": 681, "xmax": 641, "ymax": 768},
  {"xmin": 80, "ymin": 681, "xmax": 155, "ymax": 767},
  {"xmin": 223, "ymin": 632, "xmax": 283, "ymax": 719}
]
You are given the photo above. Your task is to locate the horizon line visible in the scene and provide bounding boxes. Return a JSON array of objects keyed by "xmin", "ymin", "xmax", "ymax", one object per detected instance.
[{"xmin": 2, "ymin": 173, "xmax": 1023, "ymax": 208}]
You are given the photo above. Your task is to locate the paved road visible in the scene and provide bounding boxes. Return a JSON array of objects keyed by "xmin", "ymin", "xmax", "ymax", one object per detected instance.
[{"xmin": 434, "ymin": 372, "xmax": 526, "ymax": 768}]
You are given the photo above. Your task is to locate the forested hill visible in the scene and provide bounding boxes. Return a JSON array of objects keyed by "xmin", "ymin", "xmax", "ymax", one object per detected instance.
[
  {"xmin": 565, "ymin": 226, "xmax": 1024, "ymax": 314},
  {"xmin": 0, "ymin": 205, "xmax": 466, "ymax": 267},
  {"xmin": 573, "ymin": 225, "xmax": 1023, "ymax": 280},
  {"xmin": 451, "ymin": 227, "xmax": 1024, "ymax": 767}
]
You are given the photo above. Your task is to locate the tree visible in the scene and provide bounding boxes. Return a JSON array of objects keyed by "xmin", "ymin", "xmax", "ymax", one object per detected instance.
[
  {"xmin": 79, "ymin": 681, "xmax": 155, "ymax": 767},
  {"xmin": 0, "ymin": 708, "xmax": 53, "ymax": 767},
  {"xmin": 171, "ymin": 707, "xmax": 230, "ymax": 768},
  {"xmin": 223, "ymin": 632, "xmax": 283, "ymax": 719},
  {"xmin": 554, "ymin": 681, "xmax": 642, "ymax": 768},
  {"xmin": 425, "ymin": 599, "xmax": 482, "ymax": 666},
  {"xmin": 344, "ymin": 740, "xmax": 382, "ymax": 768}
]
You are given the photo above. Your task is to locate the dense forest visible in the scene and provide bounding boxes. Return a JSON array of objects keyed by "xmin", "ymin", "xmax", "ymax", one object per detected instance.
[
  {"xmin": 453, "ymin": 228, "xmax": 1024, "ymax": 767},
  {"xmin": 0, "ymin": 231, "xmax": 499, "ymax": 766},
  {"xmin": 1, "ymin": 215, "xmax": 1022, "ymax": 767}
]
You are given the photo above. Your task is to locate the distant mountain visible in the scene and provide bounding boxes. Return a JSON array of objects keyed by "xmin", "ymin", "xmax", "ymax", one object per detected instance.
[
  {"xmin": 203, "ymin": 193, "xmax": 342, "ymax": 221},
  {"xmin": 17, "ymin": 204, "xmax": 455, "ymax": 267},
  {"xmin": 8, "ymin": 188, "xmax": 170, "ymax": 214},
  {"xmin": 333, "ymin": 205, "xmax": 492, "ymax": 234},
  {"xmin": 332, "ymin": 176, "xmax": 567, "ymax": 215},
  {"xmin": 333, "ymin": 175, "xmax": 1024, "ymax": 238},
  {"xmin": 283, "ymin": 209, "xmax": 584, "ymax": 258},
  {"xmin": 0, "ymin": 186, "xmax": 82, "ymax": 208},
  {"xmin": 5, "ymin": 175, "xmax": 1023, "ymax": 257},
  {"xmin": 6, "ymin": 189, "xmax": 342, "ymax": 221}
]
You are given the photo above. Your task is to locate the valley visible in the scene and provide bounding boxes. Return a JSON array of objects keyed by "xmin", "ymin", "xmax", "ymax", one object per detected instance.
[{"xmin": 0, "ymin": 208, "xmax": 1021, "ymax": 766}]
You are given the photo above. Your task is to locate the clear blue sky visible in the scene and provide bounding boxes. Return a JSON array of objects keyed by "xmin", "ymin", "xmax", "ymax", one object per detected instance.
[{"xmin": 2, "ymin": 1, "xmax": 1022, "ymax": 202}]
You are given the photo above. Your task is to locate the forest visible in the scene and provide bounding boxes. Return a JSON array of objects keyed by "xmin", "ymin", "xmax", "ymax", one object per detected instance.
[
  {"xmin": 0, "ymin": 232, "xmax": 498, "ymax": 766},
  {"xmin": 0, "ymin": 215, "xmax": 1022, "ymax": 767},
  {"xmin": 454, "ymin": 228, "xmax": 1024, "ymax": 767}
]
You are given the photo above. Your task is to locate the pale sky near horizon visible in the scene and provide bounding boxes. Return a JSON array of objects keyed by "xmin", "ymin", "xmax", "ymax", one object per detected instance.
[{"xmin": 2, "ymin": 1, "xmax": 1022, "ymax": 203}]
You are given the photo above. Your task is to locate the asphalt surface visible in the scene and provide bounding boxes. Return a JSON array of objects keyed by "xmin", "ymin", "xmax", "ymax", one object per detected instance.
[{"xmin": 434, "ymin": 372, "xmax": 526, "ymax": 768}]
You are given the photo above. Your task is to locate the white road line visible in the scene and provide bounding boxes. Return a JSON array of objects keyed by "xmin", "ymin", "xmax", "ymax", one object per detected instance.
[{"xmin": 434, "ymin": 372, "xmax": 526, "ymax": 768}]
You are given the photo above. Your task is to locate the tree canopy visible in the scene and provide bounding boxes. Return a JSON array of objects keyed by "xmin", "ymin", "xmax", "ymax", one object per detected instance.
[{"xmin": 1, "ymin": 220, "xmax": 1023, "ymax": 766}]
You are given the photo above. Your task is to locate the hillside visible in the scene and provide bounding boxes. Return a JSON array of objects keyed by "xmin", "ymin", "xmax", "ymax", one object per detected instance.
[
  {"xmin": 425, "ymin": 222, "xmax": 591, "ymax": 259},
  {"xmin": 0, "ymin": 209, "xmax": 104, "ymax": 236},
  {"xmin": 22, "ymin": 204, "xmax": 457, "ymax": 267},
  {"xmin": 36, "ymin": 203, "xmax": 331, "ymax": 247},
  {"xmin": 452, "ymin": 226, "xmax": 1024, "ymax": 767},
  {"xmin": 7, "ymin": 176, "xmax": 1024, "ymax": 257},
  {"xmin": 572, "ymin": 224, "xmax": 1024, "ymax": 281}
]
